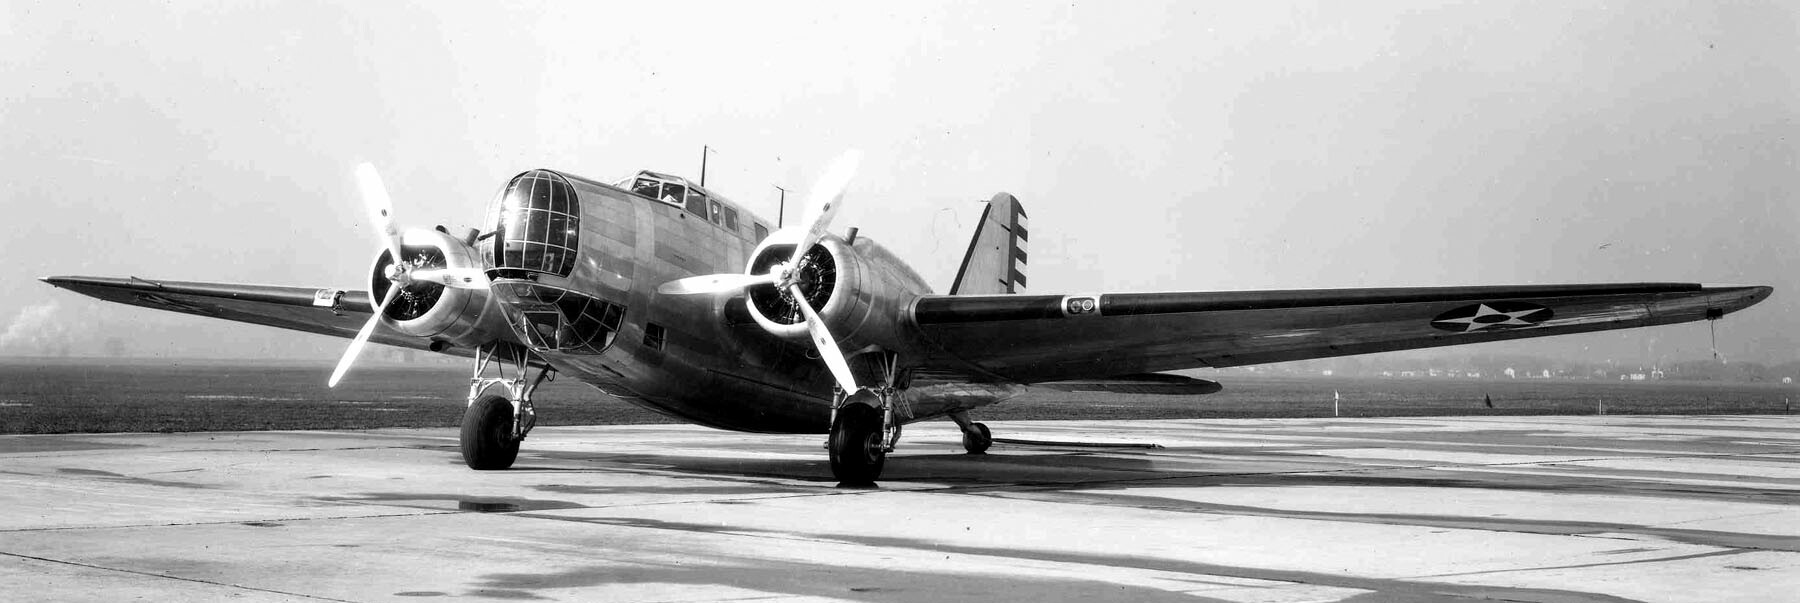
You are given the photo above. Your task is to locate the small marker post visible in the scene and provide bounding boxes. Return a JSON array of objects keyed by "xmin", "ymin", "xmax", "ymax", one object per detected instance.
[{"xmin": 1333, "ymin": 390, "xmax": 1340, "ymax": 417}]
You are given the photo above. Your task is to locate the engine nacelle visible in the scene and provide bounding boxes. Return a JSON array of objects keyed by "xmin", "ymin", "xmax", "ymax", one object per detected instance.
[
  {"xmin": 368, "ymin": 228, "xmax": 511, "ymax": 351},
  {"xmin": 743, "ymin": 233, "xmax": 931, "ymax": 354}
]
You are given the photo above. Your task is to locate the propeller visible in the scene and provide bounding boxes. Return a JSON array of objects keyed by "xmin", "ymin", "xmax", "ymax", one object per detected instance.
[
  {"xmin": 791, "ymin": 284, "xmax": 858, "ymax": 394},
  {"xmin": 780, "ymin": 149, "xmax": 860, "ymax": 290},
  {"xmin": 329, "ymin": 163, "xmax": 491, "ymax": 387},
  {"xmin": 654, "ymin": 150, "xmax": 864, "ymax": 393},
  {"xmin": 406, "ymin": 266, "xmax": 490, "ymax": 289},
  {"xmin": 355, "ymin": 163, "xmax": 405, "ymax": 265},
  {"xmin": 328, "ymin": 285, "xmax": 400, "ymax": 388},
  {"xmin": 656, "ymin": 272, "xmax": 779, "ymax": 295}
]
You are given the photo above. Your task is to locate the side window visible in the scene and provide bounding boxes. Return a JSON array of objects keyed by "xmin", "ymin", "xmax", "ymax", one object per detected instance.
[
  {"xmin": 708, "ymin": 200, "xmax": 723, "ymax": 225},
  {"xmin": 683, "ymin": 189, "xmax": 707, "ymax": 218},
  {"xmin": 753, "ymin": 223, "xmax": 769, "ymax": 242},
  {"xmin": 631, "ymin": 177, "xmax": 661, "ymax": 200},
  {"xmin": 722, "ymin": 207, "xmax": 739, "ymax": 232}
]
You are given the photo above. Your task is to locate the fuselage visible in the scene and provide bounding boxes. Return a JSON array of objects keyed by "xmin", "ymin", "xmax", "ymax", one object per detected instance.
[{"xmin": 472, "ymin": 169, "xmax": 953, "ymax": 433}]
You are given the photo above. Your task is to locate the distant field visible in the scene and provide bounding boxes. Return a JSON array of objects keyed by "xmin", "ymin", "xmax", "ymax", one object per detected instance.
[{"xmin": 1, "ymin": 358, "xmax": 1794, "ymax": 434}]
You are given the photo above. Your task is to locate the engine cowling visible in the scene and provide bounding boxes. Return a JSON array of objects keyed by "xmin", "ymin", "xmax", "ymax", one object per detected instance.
[
  {"xmin": 743, "ymin": 234, "xmax": 929, "ymax": 354},
  {"xmin": 368, "ymin": 228, "xmax": 511, "ymax": 350}
]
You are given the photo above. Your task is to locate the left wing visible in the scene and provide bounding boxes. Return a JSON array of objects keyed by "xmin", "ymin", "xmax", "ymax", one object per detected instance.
[
  {"xmin": 40, "ymin": 276, "xmax": 467, "ymax": 355},
  {"xmin": 908, "ymin": 282, "xmax": 1771, "ymax": 383}
]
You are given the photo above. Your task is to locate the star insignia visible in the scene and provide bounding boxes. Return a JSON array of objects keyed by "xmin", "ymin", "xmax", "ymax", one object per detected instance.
[{"xmin": 1430, "ymin": 302, "xmax": 1553, "ymax": 333}]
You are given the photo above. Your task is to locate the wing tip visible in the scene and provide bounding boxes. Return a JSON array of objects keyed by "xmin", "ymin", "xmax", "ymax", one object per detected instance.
[{"xmin": 1698, "ymin": 283, "xmax": 1774, "ymax": 315}]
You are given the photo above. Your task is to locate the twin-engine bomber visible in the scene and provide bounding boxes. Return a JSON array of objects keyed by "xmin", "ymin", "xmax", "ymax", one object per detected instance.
[{"xmin": 44, "ymin": 152, "xmax": 1773, "ymax": 484}]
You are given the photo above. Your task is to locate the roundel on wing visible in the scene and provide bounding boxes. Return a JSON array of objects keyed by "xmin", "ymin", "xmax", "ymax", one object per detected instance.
[{"xmin": 1430, "ymin": 301, "xmax": 1553, "ymax": 333}]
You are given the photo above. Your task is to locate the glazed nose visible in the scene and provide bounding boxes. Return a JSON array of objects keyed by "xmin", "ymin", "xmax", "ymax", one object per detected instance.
[{"xmin": 490, "ymin": 169, "xmax": 580, "ymax": 279}]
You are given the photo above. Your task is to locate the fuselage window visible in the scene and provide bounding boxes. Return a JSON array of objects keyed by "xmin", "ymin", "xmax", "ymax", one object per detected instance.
[
  {"xmin": 753, "ymin": 223, "xmax": 769, "ymax": 242},
  {"xmin": 722, "ymin": 207, "xmax": 739, "ymax": 232},
  {"xmin": 708, "ymin": 200, "xmax": 723, "ymax": 225},
  {"xmin": 684, "ymin": 189, "xmax": 708, "ymax": 218}
]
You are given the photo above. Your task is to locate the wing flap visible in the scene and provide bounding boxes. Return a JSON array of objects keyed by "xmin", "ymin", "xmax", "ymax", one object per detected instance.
[{"xmin": 909, "ymin": 283, "xmax": 1772, "ymax": 383}]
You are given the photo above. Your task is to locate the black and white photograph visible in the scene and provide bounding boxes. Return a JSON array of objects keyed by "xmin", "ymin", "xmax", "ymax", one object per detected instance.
[{"xmin": 3, "ymin": 2, "xmax": 1797, "ymax": 601}]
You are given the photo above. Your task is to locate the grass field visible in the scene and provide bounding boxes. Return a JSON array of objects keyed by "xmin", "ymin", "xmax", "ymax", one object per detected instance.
[{"xmin": 1, "ymin": 358, "xmax": 1794, "ymax": 434}]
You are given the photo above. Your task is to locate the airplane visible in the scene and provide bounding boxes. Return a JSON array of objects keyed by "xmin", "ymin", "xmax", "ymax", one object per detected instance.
[{"xmin": 42, "ymin": 152, "xmax": 1773, "ymax": 485}]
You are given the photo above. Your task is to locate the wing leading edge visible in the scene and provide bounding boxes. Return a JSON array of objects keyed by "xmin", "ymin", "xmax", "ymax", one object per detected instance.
[
  {"xmin": 39, "ymin": 276, "xmax": 476, "ymax": 356},
  {"xmin": 908, "ymin": 283, "xmax": 1772, "ymax": 383}
]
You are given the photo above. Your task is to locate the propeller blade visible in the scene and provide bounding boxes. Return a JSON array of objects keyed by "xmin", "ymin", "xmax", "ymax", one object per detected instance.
[
  {"xmin": 355, "ymin": 163, "xmax": 406, "ymax": 264},
  {"xmin": 407, "ymin": 267, "xmax": 489, "ymax": 290},
  {"xmin": 790, "ymin": 284, "xmax": 858, "ymax": 394},
  {"xmin": 328, "ymin": 285, "xmax": 401, "ymax": 388},
  {"xmin": 657, "ymin": 272, "xmax": 780, "ymax": 295},
  {"xmin": 786, "ymin": 150, "xmax": 862, "ymax": 269}
]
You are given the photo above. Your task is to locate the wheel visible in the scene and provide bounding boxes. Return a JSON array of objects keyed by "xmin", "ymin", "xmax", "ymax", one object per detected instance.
[
  {"xmin": 828, "ymin": 404, "xmax": 886, "ymax": 485},
  {"xmin": 461, "ymin": 394, "xmax": 520, "ymax": 470},
  {"xmin": 962, "ymin": 422, "xmax": 992, "ymax": 455}
]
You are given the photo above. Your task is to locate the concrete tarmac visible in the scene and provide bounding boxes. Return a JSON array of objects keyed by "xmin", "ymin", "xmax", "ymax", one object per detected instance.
[{"xmin": 3, "ymin": 416, "xmax": 1797, "ymax": 602}]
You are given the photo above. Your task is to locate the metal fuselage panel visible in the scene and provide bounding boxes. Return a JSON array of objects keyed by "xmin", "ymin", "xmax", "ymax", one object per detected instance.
[{"xmin": 482, "ymin": 171, "xmax": 960, "ymax": 433}]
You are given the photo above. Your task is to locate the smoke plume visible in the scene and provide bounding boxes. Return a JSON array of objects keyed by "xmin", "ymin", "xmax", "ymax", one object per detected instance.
[{"xmin": 0, "ymin": 301, "xmax": 73, "ymax": 356}]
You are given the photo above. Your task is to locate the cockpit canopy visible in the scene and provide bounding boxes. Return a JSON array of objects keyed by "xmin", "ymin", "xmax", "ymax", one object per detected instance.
[{"xmin": 614, "ymin": 170, "xmax": 753, "ymax": 237}]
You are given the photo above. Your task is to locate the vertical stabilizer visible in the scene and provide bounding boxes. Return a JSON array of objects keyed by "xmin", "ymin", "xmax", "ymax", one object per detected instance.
[{"xmin": 949, "ymin": 193, "xmax": 1028, "ymax": 295}]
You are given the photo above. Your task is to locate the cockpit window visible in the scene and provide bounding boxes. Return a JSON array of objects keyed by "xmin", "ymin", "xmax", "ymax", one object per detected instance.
[
  {"xmin": 631, "ymin": 177, "xmax": 662, "ymax": 200},
  {"xmin": 754, "ymin": 223, "xmax": 769, "ymax": 242},
  {"xmin": 722, "ymin": 207, "xmax": 739, "ymax": 231},
  {"xmin": 659, "ymin": 183, "xmax": 687, "ymax": 206},
  {"xmin": 708, "ymin": 200, "xmax": 723, "ymax": 225}
]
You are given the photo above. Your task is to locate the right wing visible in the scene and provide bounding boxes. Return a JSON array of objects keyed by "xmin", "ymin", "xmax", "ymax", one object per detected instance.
[
  {"xmin": 40, "ymin": 276, "xmax": 490, "ymax": 356},
  {"xmin": 909, "ymin": 282, "xmax": 1772, "ymax": 384}
]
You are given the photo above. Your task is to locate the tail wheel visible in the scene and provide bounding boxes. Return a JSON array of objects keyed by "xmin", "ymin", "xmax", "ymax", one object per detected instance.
[
  {"xmin": 461, "ymin": 393, "xmax": 520, "ymax": 470},
  {"xmin": 829, "ymin": 404, "xmax": 886, "ymax": 485},
  {"xmin": 962, "ymin": 422, "xmax": 992, "ymax": 455}
]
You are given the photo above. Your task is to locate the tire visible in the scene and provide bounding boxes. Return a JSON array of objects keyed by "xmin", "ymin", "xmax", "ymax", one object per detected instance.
[
  {"xmin": 828, "ymin": 404, "xmax": 885, "ymax": 485},
  {"xmin": 461, "ymin": 394, "xmax": 520, "ymax": 470},
  {"xmin": 962, "ymin": 422, "xmax": 992, "ymax": 455}
]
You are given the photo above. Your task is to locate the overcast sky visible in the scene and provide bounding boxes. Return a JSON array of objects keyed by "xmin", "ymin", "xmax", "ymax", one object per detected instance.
[{"xmin": 3, "ymin": 1, "xmax": 1796, "ymax": 367}]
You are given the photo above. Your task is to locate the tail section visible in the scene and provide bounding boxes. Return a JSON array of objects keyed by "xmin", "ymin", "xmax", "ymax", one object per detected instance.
[{"xmin": 949, "ymin": 193, "xmax": 1028, "ymax": 295}]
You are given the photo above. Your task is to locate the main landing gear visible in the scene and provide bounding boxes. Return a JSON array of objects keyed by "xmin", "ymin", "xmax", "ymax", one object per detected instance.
[
  {"xmin": 461, "ymin": 344, "xmax": 551, "ymax": 470},
  {"xmin": 827, "ymin": 354, "xmax": 906, "ymax": 486}
]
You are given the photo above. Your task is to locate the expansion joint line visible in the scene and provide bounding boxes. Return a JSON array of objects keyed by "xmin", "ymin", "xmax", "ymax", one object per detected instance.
[
  {"xmin": 0, "ymin": 510, "xmax": 465, "ymax": 533},
  {"xmin": 0, "ymin": 550, "xmax": 356, "ymax": 602}
]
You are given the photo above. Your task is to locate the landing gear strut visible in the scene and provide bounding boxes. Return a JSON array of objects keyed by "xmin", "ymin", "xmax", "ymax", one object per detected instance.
[
  {"xmin": 460, "ymin": 344, "xmax": 551, "ymax": 470},
  {"xmin": 950, "ymin": 411, "xmax": 992, "ymax": 455},
  {"xmin": 827, "ymin": 353, "xmax": 905, "ymax": 485}
]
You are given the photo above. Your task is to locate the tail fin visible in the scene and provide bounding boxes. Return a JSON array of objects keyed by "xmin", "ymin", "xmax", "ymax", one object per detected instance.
[{"xmin": 949, "ymin": 193, "xmax": 1028, "ymax": 295}]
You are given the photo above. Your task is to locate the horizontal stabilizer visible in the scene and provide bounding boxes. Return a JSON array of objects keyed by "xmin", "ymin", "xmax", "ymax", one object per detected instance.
[{"xmin": 1033, "ymin": 373, "xmax": 1224, "ymax": 396}]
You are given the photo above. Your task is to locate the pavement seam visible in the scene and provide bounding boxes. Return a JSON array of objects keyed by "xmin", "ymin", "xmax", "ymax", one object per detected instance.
[
  {"xmin": 0, "ymin": 550, "xmax": 358, "ymax": 602},
  {"xmin": 0, "ymin": 509, "xmax": 463, "ymax": 533},
  {"xmin": 1414, "ymin": 548, "xmax": 1754, "ymax": 579},
  {"xmin": 934, "ymin": 448, "xmax": 1800, "ymax": 496}
]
